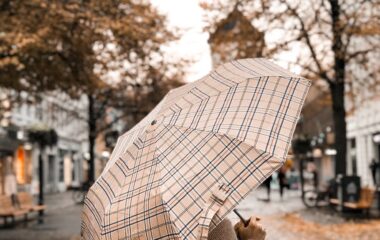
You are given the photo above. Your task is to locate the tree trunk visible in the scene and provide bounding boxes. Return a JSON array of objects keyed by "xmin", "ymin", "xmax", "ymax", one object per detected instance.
[
  {"xmin": 38, "ymin": 146, "xmax": 44, "ymax": 205},
  {"xmin": 330, "ymin": 82, "xmax": 347, "ymax": 175},
  {"xmin": 329, "ymin": 0, "xmax": 347, "ymax": 176},
  {"xmin": 88, "ymin": 93, "xmax": 97, "ymax": 183}
]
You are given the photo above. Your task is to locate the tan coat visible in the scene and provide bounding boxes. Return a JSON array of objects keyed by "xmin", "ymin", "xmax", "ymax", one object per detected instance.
[{"xmin": 208, "ymin": 219, "xmax": 237, "ymax": 240}]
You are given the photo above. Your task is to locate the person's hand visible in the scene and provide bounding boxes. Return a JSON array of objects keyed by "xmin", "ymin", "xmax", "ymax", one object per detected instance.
[{"xmin": 234, "ymin": 216, "xmax": 266, "ymax": 240}]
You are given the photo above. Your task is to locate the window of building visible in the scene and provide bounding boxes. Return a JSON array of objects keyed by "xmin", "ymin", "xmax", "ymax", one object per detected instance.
[
  {"xmin": 15, "ymin": 146, "xmax": 32, "ymax": 184},
  {"xmin": 48, "ymin": 155, "xmax": 55, "ymax": 183},
  {"xmin": 349, "ymin": 138, "xmax": 357, "ymax": 175},
  {"xmin": 58, "ymin": 149, "xmax": 66, "ymax": 182}
]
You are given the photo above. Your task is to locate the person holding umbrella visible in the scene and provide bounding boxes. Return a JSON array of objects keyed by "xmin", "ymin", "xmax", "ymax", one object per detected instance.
[
  {"xmin": 81, "ymin": 58, "xmax": 310, "ymax": 240},
  {"xmin": 4, "ymin": 156, "xmax": 18, "ymax": 205}
]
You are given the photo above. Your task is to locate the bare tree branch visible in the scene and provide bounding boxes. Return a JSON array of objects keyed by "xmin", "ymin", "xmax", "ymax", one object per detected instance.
[
  {"xmin": 281, "ymin": 0, "xmax": 333, "ymax": 83},
  {"xmin": 346, "ymin": 47, "xmax": 378, "ymax": 62}
]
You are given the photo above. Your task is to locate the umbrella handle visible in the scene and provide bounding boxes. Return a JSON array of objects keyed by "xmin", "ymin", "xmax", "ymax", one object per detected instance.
[{"xmin": 233, "ymin": 209, "xmax": 250, "ymax": 227}]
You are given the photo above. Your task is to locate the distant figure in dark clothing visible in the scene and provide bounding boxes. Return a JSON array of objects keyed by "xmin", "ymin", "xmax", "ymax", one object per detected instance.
[
  {"xmin": 369, "ymin": 158, "xmax": 379, "ymax": 186},
  {"xmin": 263, "ymin": 175, "xmax": 273, "ymax": 201},
  {"xmin": 278, "ymin": 166, "xmax": 288, "ymax": 199}
]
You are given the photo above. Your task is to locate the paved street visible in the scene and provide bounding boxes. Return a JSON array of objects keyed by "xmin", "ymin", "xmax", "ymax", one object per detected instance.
[
  {"xmin": 1, "ymin": 188, "xmax": 380, "ymax": 240},
  {"xmin": 0, "ymin": 191, "xmax": 81, "ymax": 240},
  {"xmin": 230, "ymin": 187, "xmax": 309, "ymax": 239},
  {"xmin": 232, "ymin": 188, "xmax": 380, "ymax": 240}
]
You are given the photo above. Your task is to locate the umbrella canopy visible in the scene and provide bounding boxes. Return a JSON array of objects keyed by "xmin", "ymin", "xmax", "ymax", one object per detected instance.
[{"xmin": 81, "ymin": 58, "xmax": 310, "ymax": 240}]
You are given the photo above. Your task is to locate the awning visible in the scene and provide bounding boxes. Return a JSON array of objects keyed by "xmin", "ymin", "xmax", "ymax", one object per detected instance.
[{"xmin": 0, "ymin": 136, "xmax": 19, "ymax": 153}]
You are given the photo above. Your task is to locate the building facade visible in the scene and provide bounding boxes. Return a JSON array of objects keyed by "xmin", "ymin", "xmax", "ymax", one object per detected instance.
[
  {"xmin": 295, "ymin": 82, "xmax": 335, "ymax": 184},
  {"xmin": 0, "ymin": 92, "xmax": 89, "ymax": 195},
  {"xmin": 346, "ymin": 34, "xmax": 380, "ymax": 187},
  {"xmin": 347, "ymin": 98, "xmax": 380, "ymax": 187}
]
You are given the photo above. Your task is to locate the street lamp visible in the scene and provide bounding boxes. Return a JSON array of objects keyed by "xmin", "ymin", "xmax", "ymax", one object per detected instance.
[
  {"xmin": 28, "ymin": 126, "xmax": 58, "ymax": 223},
  {"xmin": 292, "ymin": 137, "xmax": 312, "ymax": 198}
]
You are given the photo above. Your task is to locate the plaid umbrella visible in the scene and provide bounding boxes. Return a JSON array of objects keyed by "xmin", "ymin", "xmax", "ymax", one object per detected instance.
[{"xmin": 81, "ymin": 58, "xmax": 310, "ymax": 240}]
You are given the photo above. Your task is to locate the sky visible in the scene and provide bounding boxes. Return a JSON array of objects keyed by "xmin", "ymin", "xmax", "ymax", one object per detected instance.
[
  {"xmin": 150, "ymin": 0, "xmax": 302, "ymax": 82},
  {"xmin": 150, "ymin": 0, "xmax": 212, "ymax": 81}
]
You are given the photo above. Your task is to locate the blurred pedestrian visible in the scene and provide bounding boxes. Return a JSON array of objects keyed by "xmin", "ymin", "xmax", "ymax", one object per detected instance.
[
  {"xmin": 263, "ymin": 175, "xmax": 272, "ymax": 201},
  {"xmin": 278, "ymin": 166, "xmax": 288, "ymax": 199},
  {"xmin": 4, "ymin": 156, "xmax": 18, "ymax": 206},
  {"xmin": 369, "ymin": 158, "xmax": 379, "ymax": 186},
  {"xmin": 307, "ymin": 161, "xmax": 318, "ymax": 189}
]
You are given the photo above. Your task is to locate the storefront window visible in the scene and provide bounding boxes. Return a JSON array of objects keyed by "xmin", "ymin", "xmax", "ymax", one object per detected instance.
[
  {"xmin": 15, "ymin": 147, "xmax": 24, "ymax": 183},
  {"xmin": 72, "ymin": 151, "xmax": 77, "ymax": 183},
  {"xmin": 64, "ymin": 154, "xmax": 72, "ymax": 186},
  {"xmin": 15, "ymin": 146, "xmax": 32, "ymax": 185},
  {"xmin": 58, "ymin": 149, "xmax": 66, "ymax": 182},
  {"xmin": 48, "ymin": 155, "xmax": 55, "ymax": 183}
]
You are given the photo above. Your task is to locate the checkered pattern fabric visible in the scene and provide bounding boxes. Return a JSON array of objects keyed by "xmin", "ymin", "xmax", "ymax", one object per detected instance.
[{"xmin": 81, "ymin": 58, "xmax": 310, "ymax": 240}]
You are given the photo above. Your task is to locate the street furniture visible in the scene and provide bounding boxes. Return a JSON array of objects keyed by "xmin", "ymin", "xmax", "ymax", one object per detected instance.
[
  {"xmin": 330, "ymin": 198, "xmax": 340, "ymax": 205},
  {"xmin": 343, "ymin": 187, "xmax": 375, "ymax": 217},
  {"xmin": 17, "ymin": 192, "xmax": 46, "ymax": 212},
  {"xmin": 0, "ymin": 195, "xmax": 28, "ymax": 227},
  {"xmin": 330, "ymin": 175, "xmax": 361, "ymax": 212}
]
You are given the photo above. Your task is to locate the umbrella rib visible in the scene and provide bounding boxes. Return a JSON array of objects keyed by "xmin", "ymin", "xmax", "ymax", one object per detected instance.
[
  {"xmin": 156, "ymin": 124, "xmax": 284, "ymax": 238},
  {"xmin": 159, "ymin": 76, "xmax": 308, "ymax": 123},
  {"xmin": 157, "ymin": 122, "xmax": 287, "ymax": 161},
  {"xmin": 161, "ymin": 58, "xmax": 310, "ymax": 114}
]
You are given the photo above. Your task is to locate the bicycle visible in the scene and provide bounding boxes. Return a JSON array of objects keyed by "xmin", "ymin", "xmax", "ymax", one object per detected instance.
[
  {"xmin": 302, "ymin": 181, "xmax": 335, "ymax": 208},
  {"xmin": 302, "ymin": 188, "xmax": 330, "ymax": 208},
  {"xmin": 72, "ymin": 182, "xmax": 92, "ymax": 204}
]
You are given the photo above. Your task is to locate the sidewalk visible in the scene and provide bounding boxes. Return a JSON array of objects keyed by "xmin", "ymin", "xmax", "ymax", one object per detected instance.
[
  {"xmin": 1, "ymin": 188, "xmax": 380, "ymax": 240},
  {"xmin": 229, "ymin": 187, "xmax": 307, "ymax": 240},
  {"xmin": 231, "ymin": 187, "xmax": 380, "ymax": 240},
  {"xmin": 0, "ymin": 191, "xmax": 82, "ymax": 240},
  {"xmin": 2, "ymin": 188, "xmax": 304, "ymax": 240},
  {"xmin": 43, "ymin": 191, "xmax": 78, "ymax": 212},
  {"xmin": 231, "ymin": 187, "xmax": 305, "ymax": 218}
]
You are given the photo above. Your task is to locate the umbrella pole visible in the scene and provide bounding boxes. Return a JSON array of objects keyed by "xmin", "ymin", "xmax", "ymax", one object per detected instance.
[{"xmin": 233, "ymin": 209, "xmax": 249, "ymax": 227}]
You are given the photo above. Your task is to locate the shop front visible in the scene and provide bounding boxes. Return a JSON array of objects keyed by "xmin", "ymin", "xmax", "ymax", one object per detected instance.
[
  {"xmin": 0, "ymin": 140, "xmax": 16, "ymax": 195},
  {"xmin": 346, "ymin": 98, "xmax": 380, "ymax": 187},
  {"xmin": 0, "ymin": 137, "xmax": 34, "ymax": 196},
  {"xmin": 371, "ymin": 132, "xmax": 380, "ymax": 186}
]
